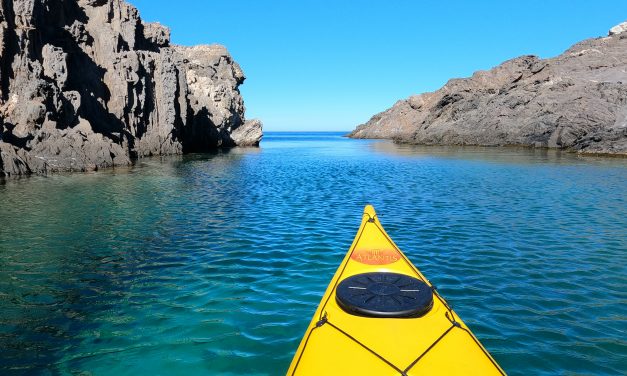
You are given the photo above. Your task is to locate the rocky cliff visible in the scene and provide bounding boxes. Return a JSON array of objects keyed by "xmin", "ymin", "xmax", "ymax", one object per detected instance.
[
  {"xmin": 0, "ymin": 0, "xmax": 262, "ymax": 176},
  {"xmin": 349, "ymin": 23, "xmax": 627, "ymax": 155}
]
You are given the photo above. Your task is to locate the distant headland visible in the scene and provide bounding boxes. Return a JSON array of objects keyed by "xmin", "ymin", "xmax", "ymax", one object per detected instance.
[
  {"xmin": 349, "ymin": 22, "xmax": 627, "ymax": 156},
  {"xmin": 0, "ymin": 0, "xmax": 262, "ymax": 176}
]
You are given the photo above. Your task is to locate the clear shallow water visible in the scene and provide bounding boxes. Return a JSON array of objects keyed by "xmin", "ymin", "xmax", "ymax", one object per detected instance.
[{"xmin": 1, "ymin": 132, "xmax": 626, "ymax": 375}]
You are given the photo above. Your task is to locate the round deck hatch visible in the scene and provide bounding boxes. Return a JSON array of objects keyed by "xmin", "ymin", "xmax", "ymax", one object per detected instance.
[{"xmin": 335, "ymin": 272, "xmax": 433, "ymax": 318}]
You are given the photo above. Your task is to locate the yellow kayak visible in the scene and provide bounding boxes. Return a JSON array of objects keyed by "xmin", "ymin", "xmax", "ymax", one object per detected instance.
[{"xmin": 287, "ymin": 205, "xmax": 505, "ymax": 375}]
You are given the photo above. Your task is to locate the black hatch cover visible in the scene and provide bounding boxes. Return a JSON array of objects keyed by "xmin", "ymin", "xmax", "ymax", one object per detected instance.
[{"xmin": 335, "ymin": 272, "xmax": 433, "ymax": 318}]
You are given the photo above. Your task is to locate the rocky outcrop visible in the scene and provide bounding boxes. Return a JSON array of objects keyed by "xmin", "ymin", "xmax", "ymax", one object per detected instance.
[
  {"xmin": 349, "ymin": 23, "xmax": 627, "ymax": 155},
  {"xmin": 176, "ymin": 44, "xmax": 248, "ymax": 150},
  {"xmin": 0, "ymin": 0, "xmax": 262, "ymax": 176}
]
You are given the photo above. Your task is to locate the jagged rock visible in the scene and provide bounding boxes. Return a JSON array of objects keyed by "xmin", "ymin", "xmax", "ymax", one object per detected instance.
[
  {"xmin": 143, "ymin": 22, "xmax": 170, "ymax": 47},
  {"xmin": 176, "ymin": 44, "xmax": 262, "ymax": 149},
  {"xmin": 42, "ymin": 44, "xmax": 68, "ymax": 89},
  {"xmin": 350, "ymin": 25, "xmax": 627, "ymax": 155},
  {"xmin": 0, "ymin": 0, "xmax": 261, "ymax": 177},
  {"xmin": 25, "ymin": 121, "xmax": 131, "ymax": 173},
  {"xmin": 0, "ymin": 141, "xmax": 29, "ymax": 176}
]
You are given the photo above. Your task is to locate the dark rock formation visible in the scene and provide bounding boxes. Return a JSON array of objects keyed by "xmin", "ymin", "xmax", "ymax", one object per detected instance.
[
  {"xmin": 349, "ymin": 23, "xmax": 627, "ymax": 155},
  {"xmin": 0, "ymin": 0, "xmax": 262, "ymax": 176}
]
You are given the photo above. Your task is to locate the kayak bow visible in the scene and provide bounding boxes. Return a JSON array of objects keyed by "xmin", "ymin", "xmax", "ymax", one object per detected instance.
[{"xmin": 287, "ymin": 205, "xmax": 505, "ymax": 375}]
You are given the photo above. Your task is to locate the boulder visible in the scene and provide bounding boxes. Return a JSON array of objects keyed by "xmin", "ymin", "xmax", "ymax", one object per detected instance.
[
  {"xmin": 609, "ymin": 21, "xmax": 627, "ymax": 36},
  {"xmin": 231, "ymin": 119, "xmax": 263, "ymax": 146}
]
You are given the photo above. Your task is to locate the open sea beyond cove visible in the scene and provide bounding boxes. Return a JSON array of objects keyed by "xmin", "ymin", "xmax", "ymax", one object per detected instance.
[{"xmin": 1, "ymin": 132, "xmax": 626, "ymax": 375}]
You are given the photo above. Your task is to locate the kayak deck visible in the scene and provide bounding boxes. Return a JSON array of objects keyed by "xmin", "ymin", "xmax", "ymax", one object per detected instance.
[{"xmin": 287, "ymin": 205, "xmax": 505, "ymax": 375}]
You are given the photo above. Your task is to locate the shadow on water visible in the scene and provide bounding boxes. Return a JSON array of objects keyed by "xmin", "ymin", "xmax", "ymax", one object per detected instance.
[
  {"xmin": 0, "ymin": 147, "xmax": 257, "ymax": 184},
  {"xmin": 0, "ymin": 247, "xmax": 137, "ymax": 373},
  {"xmin": 369, "ymin": 141, "xmax": 627, "ymax": 167},
  {"xmin": 0, "ymin": 171, "xmax": 188, "ymax": 373}
]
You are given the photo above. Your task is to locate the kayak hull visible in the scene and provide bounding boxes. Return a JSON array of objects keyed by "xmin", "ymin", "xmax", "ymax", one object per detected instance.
[{"xmin": 287, "ymin": 205, "xmax": 505, "ymax": 375}]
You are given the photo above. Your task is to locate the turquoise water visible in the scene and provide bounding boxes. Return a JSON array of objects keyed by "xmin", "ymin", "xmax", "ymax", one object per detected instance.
[{"xmin": 1, "ymin": 132, "xmax": 626, "ymax": 375}]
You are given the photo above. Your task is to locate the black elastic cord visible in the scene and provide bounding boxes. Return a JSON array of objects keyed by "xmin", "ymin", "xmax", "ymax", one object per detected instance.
[
  {"xmin": 322, "ymin": 318, "xmax": 407, "ymax": 375},
  {"xmin": 444, "ymin": 313, "xmax": 506, "ymax": 375},
  {"xmin": 293, "ymin": 310, "xmax": 503, "ymax": 376},
  {"xmin": 403, "ymin": 323, "xmax": 456, "ymax": 373},
  {"xmin": 291, "ymin": 312, "xmax": 406, "ymax": 375}
]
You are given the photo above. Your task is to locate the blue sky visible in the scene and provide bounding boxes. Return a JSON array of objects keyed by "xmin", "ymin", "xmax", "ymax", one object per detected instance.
[{"xmin": 131, "ymin": 0, "xmax": 627, "ymax": 131}]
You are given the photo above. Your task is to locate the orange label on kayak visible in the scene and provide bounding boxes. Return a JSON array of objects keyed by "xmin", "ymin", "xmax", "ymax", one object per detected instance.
[{"xmin": 351, "ymin": 248, "xmax": 400, "ymax": 265}]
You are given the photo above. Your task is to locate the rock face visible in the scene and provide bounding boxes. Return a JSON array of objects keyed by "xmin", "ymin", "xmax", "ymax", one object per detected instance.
[
  {"xmin": 349, "ymin": 23, "xmax": 627, "ymax": 155},
  {"xmin": 0, "ymin": 0, "xmax": 262, "ymax": 176}
]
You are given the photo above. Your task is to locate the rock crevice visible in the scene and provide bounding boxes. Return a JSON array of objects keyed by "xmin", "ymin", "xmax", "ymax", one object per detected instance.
[
  {"xmin": 0, "ymin": 0, "xmax": 262, "ymax": 176},
  {"xmin": 349, "ymin": 23, "xmax": 627, "ymax": 155}
]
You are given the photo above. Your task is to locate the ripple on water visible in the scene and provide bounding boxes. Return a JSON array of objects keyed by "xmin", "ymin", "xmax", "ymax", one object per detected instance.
[{"xmin": 0, "ymin": 134, "xmax": 626, "ymax": 375}]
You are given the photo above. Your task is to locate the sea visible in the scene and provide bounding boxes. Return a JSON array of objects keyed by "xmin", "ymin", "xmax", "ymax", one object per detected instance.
[{"xmin": 1, "ymin": 132, "xmax": 626, "ymax": 375}]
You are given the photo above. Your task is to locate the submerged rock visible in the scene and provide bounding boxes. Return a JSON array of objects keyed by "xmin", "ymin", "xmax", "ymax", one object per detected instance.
[
  {"xmin": 349, "ymin": 22, "xmax": 627, "ymax": 155},
  {"xmin": 0, "ymin": 0, "xmax": 262, "ymax": 176}
]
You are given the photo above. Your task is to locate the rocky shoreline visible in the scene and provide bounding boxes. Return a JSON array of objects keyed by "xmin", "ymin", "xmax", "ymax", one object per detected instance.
[
  {"xmin": 349, "ymin": 23, "xmax": 627, "ymax": 156},
  {"xmin": 0, "ymin": 0, "xmax": 262, "ymax": 176}
]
